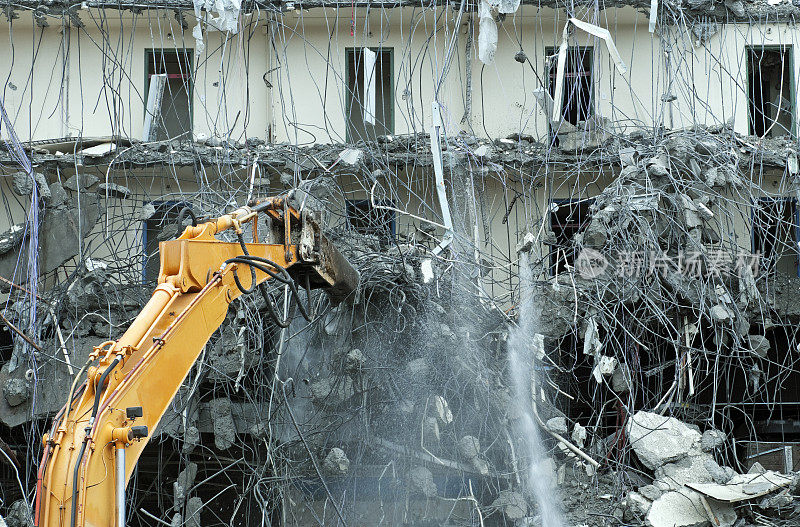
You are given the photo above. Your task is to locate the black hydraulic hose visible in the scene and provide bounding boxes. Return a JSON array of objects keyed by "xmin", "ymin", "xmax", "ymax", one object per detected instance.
[
  {"xmin": 71, "ymin": 356, "xmax": 120, "ymax": 527},
  {"xmin": 227, "ymin": 257, "xmax": 312, "ymax": 322},
  {"xmin": 229, "ymin": 234, "xmax": 311, "ymax": 326},
  {"xmin": 177, "ymin": 207, "xmax": 197, "ymax": 227}
]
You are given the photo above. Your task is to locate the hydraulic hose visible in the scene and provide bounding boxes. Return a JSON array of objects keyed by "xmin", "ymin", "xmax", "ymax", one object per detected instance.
[
  {"xmin": 71, "ymin": 356, "xmax": 121, "ymax": 527},
  {"xmin": 228, "ymin": 234, "xmax": 311, "ymax": 327}
]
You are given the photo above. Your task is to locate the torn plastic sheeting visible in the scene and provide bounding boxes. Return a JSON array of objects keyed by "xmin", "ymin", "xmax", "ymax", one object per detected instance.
[
  {"xmin": 649, "ymin": 0, "xmax": 658, "ymax": 33},
  {"xmin": 582, "ymin": 317, "xmax": 602, "ymax": 357},
  {"xmin": 492, "ymin": 0, "xmax": 521, "ymax": 14},
  {"xmin": 193, "ymin": 0, "xmax": 242, "ymax": 55},
  {"xmin": 592, "ymin": 355, "xmax": 617, "ymax": 383},
  {"xmin": 478, "ymin": 1, "xmax": 498, "ymax": 65},
  {"xmin": 552, "ymin": 19, "xmax": 628, "ymax": 122}
]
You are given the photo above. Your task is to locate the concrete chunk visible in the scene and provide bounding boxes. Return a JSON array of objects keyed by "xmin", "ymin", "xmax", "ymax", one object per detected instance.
[
  {"xmin": 491, "ymin": 490, "xmax": 527, "ymax": 520},
  {"xmin": 323, "ymin": 447, "xmax": 350, "ymax": 475},
  {"xmin": 3, "ymin": 378, "xmax": 30, "ymax": 407},
  {"xmin": 627, "ymin": 411, "xmax": 701, "ymax": 470},
  {"xmin": 63, "ymin": 173, "xmax": 99, "ymax": 191},
  {"xmin": 458, "ymin": 435, "xmax": 481, "ymax": 459},
  {"xmin": 546, "ymin": 416, "xmax": 569, "ymax": 435},
  {"xmin": 98, "ymin": 182, "xmax": 132, "ymax": 199},
  {"xmin": 208, "ymin": 398, "xmax": 236, "ymax": 450},
  {"xmin": 409, "ymin": 466, "xmax": 437, "ymax": 497},
  {"xmin": 700, "ymin": 429, "xmax": 726, "ymax": 452}
]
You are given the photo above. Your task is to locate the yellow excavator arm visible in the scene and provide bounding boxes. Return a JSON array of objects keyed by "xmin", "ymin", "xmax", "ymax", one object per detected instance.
[{"xmin": 34, "ymin": 197, "xmax": 358, "ymax": 527}]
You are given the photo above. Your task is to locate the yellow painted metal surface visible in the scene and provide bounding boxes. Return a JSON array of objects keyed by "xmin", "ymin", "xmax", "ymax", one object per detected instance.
[{"xmin": 34, "ymin": 205, "xmax": 350, "ymax": 527}]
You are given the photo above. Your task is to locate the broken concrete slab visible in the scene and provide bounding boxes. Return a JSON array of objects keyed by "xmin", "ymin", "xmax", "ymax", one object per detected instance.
[
  {"xmin": 184, "ymin": 497, "xmax": 202, "ymax": 527},
  {"xmin": 173, "ymin": 462, "xmax": 198, "ymax": 509},
  {"xmin": 309, "ymin": 376, "xmax": 354, "ymax": 407},
  {"xmin": 625, "ymin": 491, "xmax": 652, "ymax": 519},
  {"xmin": 686, "ymin": 471, "xmax": 793, "ymax": 503},
  {"xmin": 655, "ymin": 455, "xmax": 718, "ymax": 488},
  {"xmin": 63, "ymin": 173, "xmax": 99, "ymax": 191},
  {"xmin": 746, "ymin": 335, "xmax": 770, "ymax": 358},
  {"xmin": 627, "ymin": 411, "xmax": 701, "ymax": 470},
  {"xmin": 710, "ymin": 304, "xmax": 733, "ymax": 322},
  {"xmin": 97, "ymin": 182, "xmax": 132, "ymax": 199},
  {"xmin": 11, "ymin": 171, "xmax": 48, "ymax": 199},
  {"xmin": 0, "ymin": 224, "xmax": 25, "ymax": 256},
  {"xmin": 3, "ymin": 501, "xmax": 32, "ymax": 527},
  {"xmin": 572, "ymin": 422, "xmax": 587, "ymax": 448},
  {"xmin": 0, "ymin": 187, "xmax": 100, "ymax": 283},
  {"xmin": 639, "ymin": 484, "xmax": 663, "ymax": 501},
  {"xmin": 647, "ymin": 489, "xmax": 736, "ymax": 527},
  {"xmin": 337, "ymin": 148, "xmax": 363, "ymax": 166}
]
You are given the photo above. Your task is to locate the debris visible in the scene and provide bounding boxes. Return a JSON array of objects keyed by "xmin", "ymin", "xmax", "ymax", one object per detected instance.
[
  {"xmin": 687, "ymin": 471, "xmax": 793, "ymax": 502},
  {"xmin": 746, "ymin": 335, "xmax": 770, "ymax": 358},
  {"xmin": 701, "ymin": 429, "xmax": 726, "ymax": 452},
  {"xmin": 491, "ymin": 490, "xmax": 527, "ymax": 520},
  {"xmin": 63, "ymin": 173, "xmax": 99, "ymax": 191},
  {"xmin": 323, "ymin": 448, "xmax": 350, "ymax": 475},
  {"xmin": 98, "ymin": 183, "xmax": 132, "ymax": 199},
  {"xmin": 337, "ymin": 148, "xmax": 363, "ymax": 166},
  {"xmin": 627, "ymin": 411, "xmax": 701, "ymax": 470},
  {"xmin": 173, "ymin": 463, "xmax": 198, "ymax": 509},
  {"xmin": 11, "ymin": 171, "xmax": 48, "ymax": 198},
  {"xmin": 546, "ymin": 416, "xmax": 569, "ymax": 435},
  {"xmin": 3, "ymin": 501, "xmax": 32, "ymax": 527},
  {"xmin": 647, "ymin": 490, "xmax": 736, "ymax": 527},
  {"xmin": 184, "ymin": 497, "xmax": 203, "ymax": 527},
  {"xmin": 458, "ymin": 435, "xmax": 481, "ymax": 459},
  {"xmin": 2, "ymin": 378, "xmax": 29, "ymax": 407},
  {"xmin": 208, "ymin": 398, "xmax": 236, "ymax": 450},
  {"xmin": 571, "ymin": 423, "xmax": 587, "ymax": 448},
  {"xmin": 433, "ymin": 395, "xmax": 453, "ymax": 425},
  {"xmin": 477, "ymin": 0, "xmax": 498, "ymax": 65},
  {"xmin": 408, "ymin": 466, "xmax": 437, "ymax": 497}
]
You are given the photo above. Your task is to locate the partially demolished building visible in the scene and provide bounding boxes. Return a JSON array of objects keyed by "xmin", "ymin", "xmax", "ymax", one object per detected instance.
[{"xmin": 2, "ymin": 0, "xmax": 800, "ymax": 526}]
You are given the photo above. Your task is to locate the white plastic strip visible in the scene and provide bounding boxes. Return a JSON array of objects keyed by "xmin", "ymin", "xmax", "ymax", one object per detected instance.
[
  {"xmin": 649, "ymin": 0, "xmax": 658, "ymax": 33},
  {"xmin": 551, "ymin": 19, "xmax": 628, "ymax": 122},
  {"xmin": 551, "ymin": 24, "xmax": 570, "ymax": 123},
  {"xmin": 569, "ymin": 18, "xmax": 628, "ymax": 74},
  {"xmin": 363, "ymin": 48, "xmax": 377, "ymax": 125},
  {"xmin": 430, "ymin": 102, "xmax": 454, "ymax": 256},
  {"xmin": 142, "ymin": 73, "xmax": 167, "ymax": 141}
]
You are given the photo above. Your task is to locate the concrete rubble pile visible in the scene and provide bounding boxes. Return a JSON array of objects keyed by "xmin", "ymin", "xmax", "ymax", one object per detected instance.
[{"xmin": 624, "ymin": 411, "xmax": 800, "ymax": 527}]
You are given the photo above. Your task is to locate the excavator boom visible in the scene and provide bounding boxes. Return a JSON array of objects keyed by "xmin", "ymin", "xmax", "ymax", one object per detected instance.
[{"xmin": 35, "ymin": 198, "xmax": 358, "ymax": 527}]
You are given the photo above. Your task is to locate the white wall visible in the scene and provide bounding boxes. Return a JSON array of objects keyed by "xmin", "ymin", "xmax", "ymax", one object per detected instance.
[{"xmin": 0, "ymin": 8, "xmax": 270, "ymax": 142}]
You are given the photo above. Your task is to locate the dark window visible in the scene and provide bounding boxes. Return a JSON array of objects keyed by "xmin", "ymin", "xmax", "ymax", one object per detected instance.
[
  {"xmin": 753, "ymin": 198, "xmax": 798, "ymax": 277},
  {"xmin": 142, "ymin": 201, "xmax": 190, "ymax": 283},
  {"xmin": 145, "ymin": 49, "xmax": 193, "ymax": 141},
  {"xmin": 346, "ymin": 48, "xmax": 393, "ymax": 141},
  {"xmin": 549, "ymin": 198, "xmax": 594, "ymax": 275},
  {"xmin": 547, "ymin": 47, "xmax": 593, "ymax": 125},
  {"xmin": 747, "ymin": 46, "xmax": 794, "ymax": 138},
  {"xmin": 346, "ymin": 199, "xmax": 395, "ymax": 238}
]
